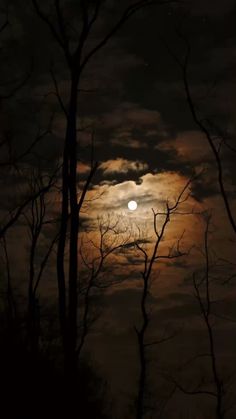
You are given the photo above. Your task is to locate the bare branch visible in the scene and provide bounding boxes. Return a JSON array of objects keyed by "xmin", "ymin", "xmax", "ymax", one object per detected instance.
[
  {"xmin": 159, "ymin": 28, "xmax": 236, "ymax": 234},
  {"xmin": 50, "ymin": 66, "xmax": 68, "ymax": 117},
  {"xmin": 163, "ymin": 374, "xmax": 217, "ymax": 398}
]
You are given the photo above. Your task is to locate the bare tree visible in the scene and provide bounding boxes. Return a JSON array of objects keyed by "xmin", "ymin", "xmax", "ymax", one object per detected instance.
[
  {"xmin": 31, "ymin": 0, "xmax": 173, "ymax": 374},
  {"xmin": 0, "ymin": 118, "xmax": 53, "ymax": 169},
  {"xmin": 134, "ymin": 178, "xmax": 192, "ymax": 419},
  {"xmin": 0, "ymin": 9, "xmax": 53, "ymax": 237},
  {"xmin": 158, "ymin": 28, "xmax": 236, "ymax": 235},
  {"xmin": 77, "ymin": 214, "xmax": 131, "ymax": 358},
  {"xmin": 23, "ymin": 169, "xmax": 59, "ymax": 354},
  {"xmin": 193, "ymin": 213, "xmax": 225, "ymax": 419},
  {"xmin": 0, "ymin": 235, "xmax": 16, "ymax": 324},
  {"xmin": 163, "ymin": 213, "xmax": 230, "ymax": 419},
  {"xmin": 0, "ymin": 164, "xmax": 60, "ymax": 239}
]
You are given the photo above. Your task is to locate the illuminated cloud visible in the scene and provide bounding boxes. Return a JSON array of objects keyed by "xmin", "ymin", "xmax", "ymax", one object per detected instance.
[
  {"xmin": 85, "ymin": 171, "xmax": 200, "ymax": 224},
  {"xmin": 99, "ymin": 158, "xmax": 148, "ymax": 174},
  {"xmin": 80, "ymin": 171, "xmax": 205, "ymax": 285},
  {"xmin": 104, "ymin": 172, "xmax": 183, "ymax": 205}
]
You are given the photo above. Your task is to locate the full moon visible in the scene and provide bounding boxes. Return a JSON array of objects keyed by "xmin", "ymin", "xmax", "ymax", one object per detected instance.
[{"xmin": 128, "ymin": 200, "xmax": 138, "ymax": 211}]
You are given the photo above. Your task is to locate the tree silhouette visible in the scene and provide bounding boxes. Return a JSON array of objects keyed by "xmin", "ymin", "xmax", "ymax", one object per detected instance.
[
  {"xmin": 23, "ymin": 169, "xmax": 59, "ymax": 354},
  {"xmin": 134, "ymin": 177, "xmax": 193, "ymax": 418},
  {"xmin": 31, "ymin": 0, "xmax": 173, "ymax": 375},
  {"xmin": 78, "ymin": 214, "xmax": 131, "ymax": 358},
  {"xmin": 159, "ymin": 27, "xmax": 236, "ymax": 235}
]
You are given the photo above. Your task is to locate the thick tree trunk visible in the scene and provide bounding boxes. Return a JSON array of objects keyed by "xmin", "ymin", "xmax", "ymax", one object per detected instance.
[{"xmin": 64, "ymin": 71, "xmax": 80, "ymax": 375}]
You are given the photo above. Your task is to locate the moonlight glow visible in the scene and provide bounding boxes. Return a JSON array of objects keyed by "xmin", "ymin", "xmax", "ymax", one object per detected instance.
[{"xmin": 128, "ymin": 200, "xmax": 138, "ymax": 211}]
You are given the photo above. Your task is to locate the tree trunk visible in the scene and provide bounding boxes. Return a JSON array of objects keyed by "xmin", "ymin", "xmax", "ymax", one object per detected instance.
[
  {"xmin": 56, "ymin": 69, "xmax": 79, "ymax": 364},
  {"xmin": 136, "ymin": 331, "xmax": 147, "ymax": 419},
  {"xmin": 136, "ymin": 274, "xmax": 149, "ymax": 419},
  {"xmin": 27, "ymin": 236, "xmax": 38, "ymax": 354}
]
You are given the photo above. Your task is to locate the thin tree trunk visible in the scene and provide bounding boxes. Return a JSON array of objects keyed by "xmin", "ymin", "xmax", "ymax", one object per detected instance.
[
  {"xmin": 27, "ymin": 228, "xmax": 38, "ymax": 354},
  {"xmin": 194, "ymin": 215, "xmax": 224, "ymax": 419},
  {"xmin": 136, "ymin": 275, "xmax": 149, "ymax": 419},
  {"xmin": 2, "ymin": 236, "xmax": 16, "ymax": 323},
  {"xmin": 56, "ymin": 141, "xmax": 68, "ymax": 351}
]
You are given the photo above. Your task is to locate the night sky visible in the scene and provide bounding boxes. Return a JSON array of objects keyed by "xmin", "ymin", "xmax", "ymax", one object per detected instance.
[{"xmin": 0, "ymin": 1, "xmax": 236, "ymax": 418}]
